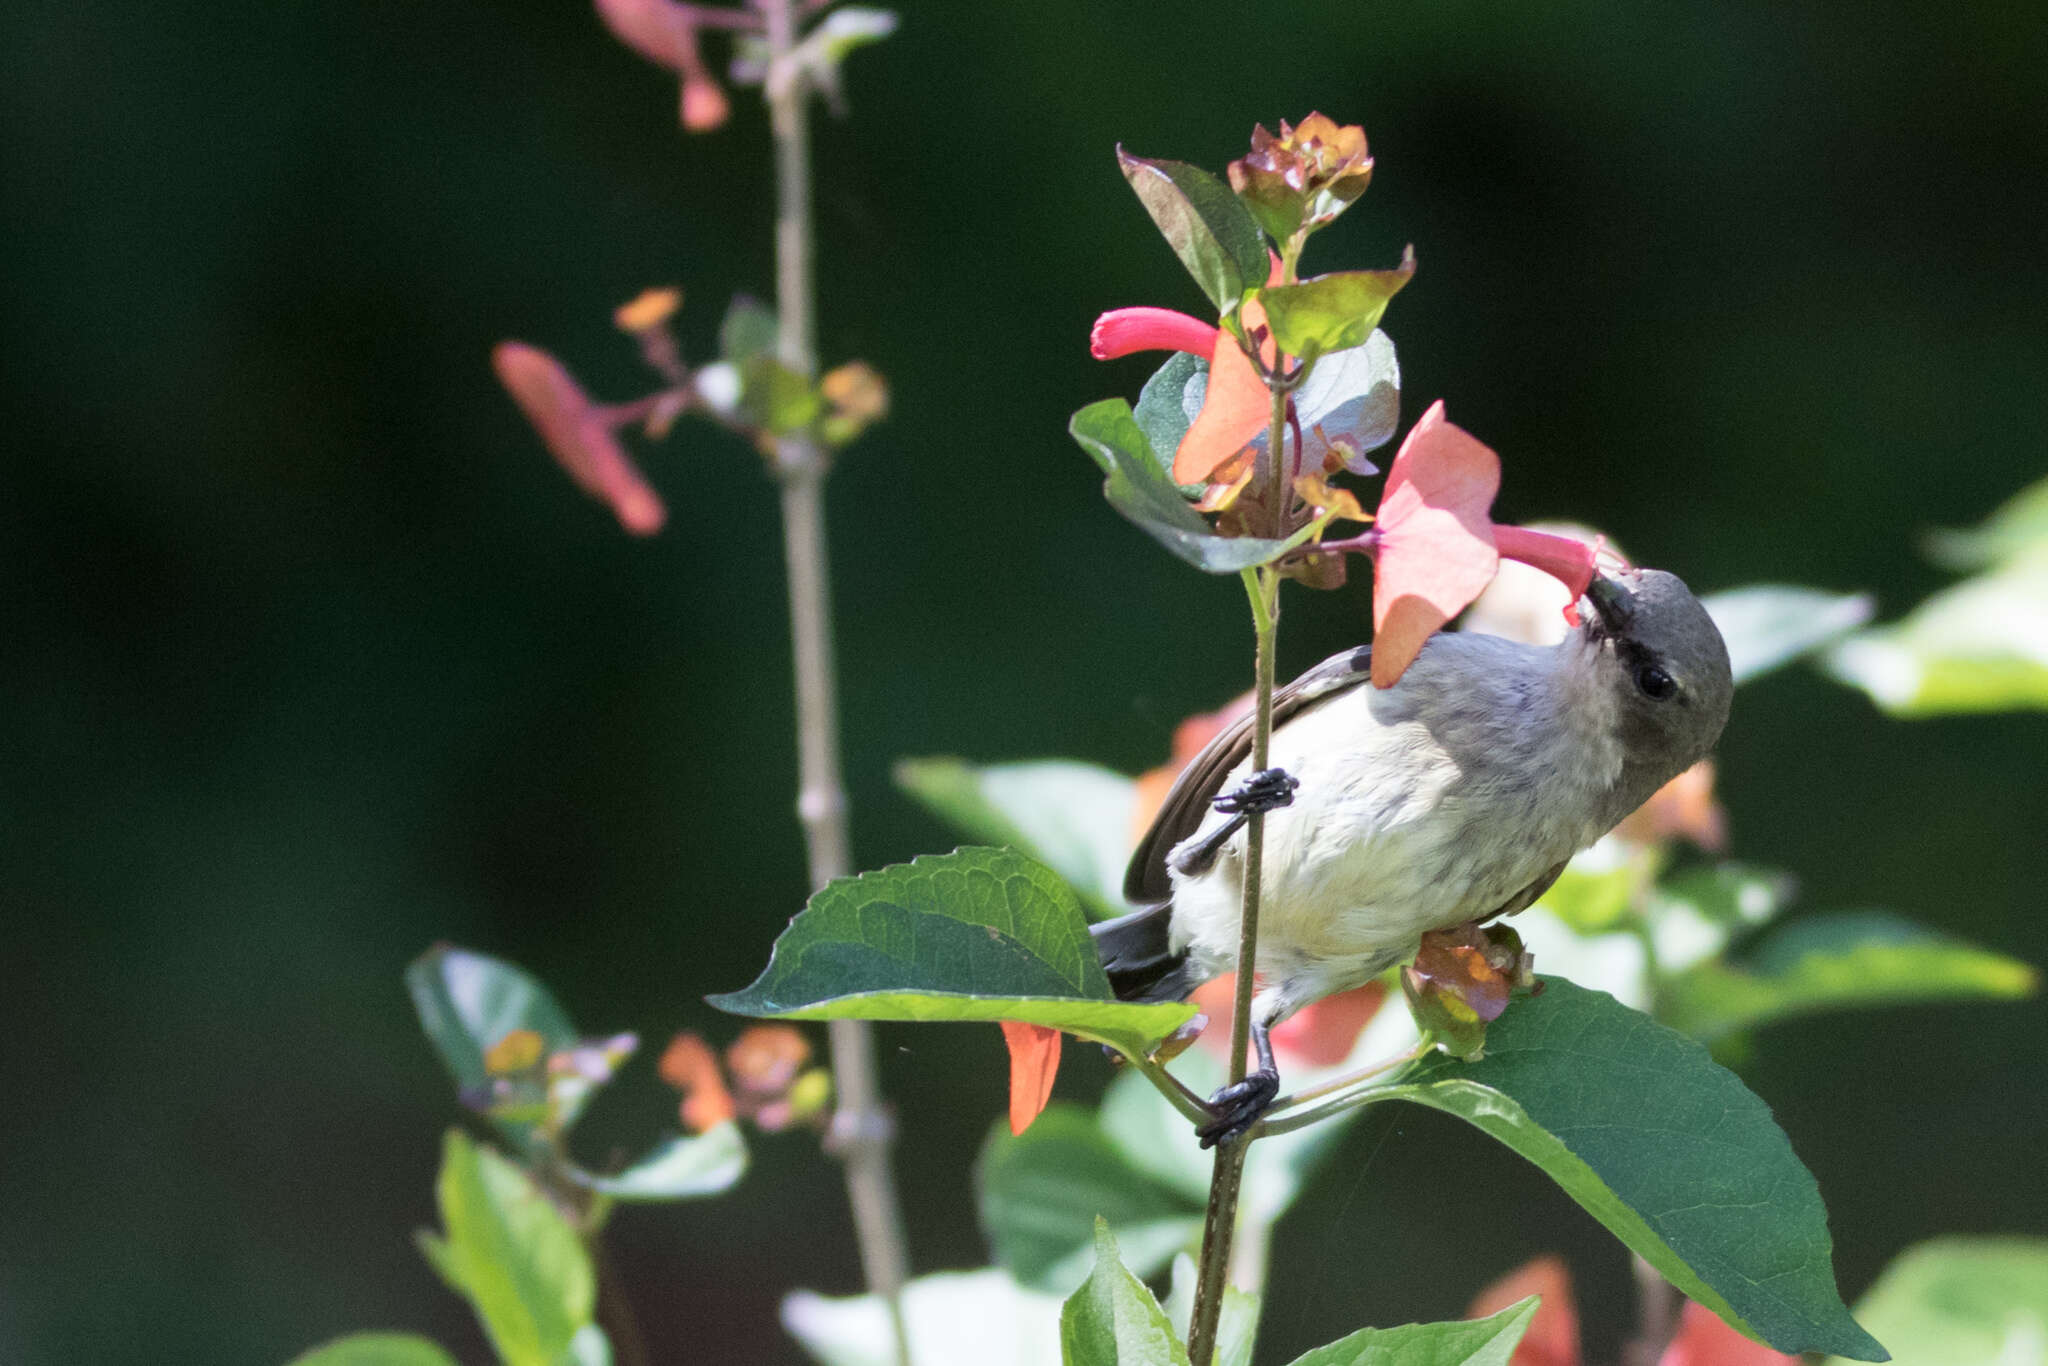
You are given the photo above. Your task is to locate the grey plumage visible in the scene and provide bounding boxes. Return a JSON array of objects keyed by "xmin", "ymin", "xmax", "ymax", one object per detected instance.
[{"xmin": 1098, "ymin": 567, "xmax": 1733, "ymax": 1036}]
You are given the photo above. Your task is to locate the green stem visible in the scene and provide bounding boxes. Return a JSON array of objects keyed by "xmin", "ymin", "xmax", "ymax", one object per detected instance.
[
  {"xmin": 1127, "ymin": 1051, "xmax": 1215, "ymax": 1126},
  {"xmin": 761, "ymin": 4, "xmax": 911, "ymax": 1362}
]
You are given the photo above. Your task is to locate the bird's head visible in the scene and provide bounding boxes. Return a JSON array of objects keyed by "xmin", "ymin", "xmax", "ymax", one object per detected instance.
[{"xmin": 1582, "ymin": 568, "xmax": 1734, "ymax": 776}]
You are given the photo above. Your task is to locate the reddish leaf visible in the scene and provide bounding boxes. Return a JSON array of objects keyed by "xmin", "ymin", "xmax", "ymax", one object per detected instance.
[
  {"xmin": 1658, "ymin": 1300, "xmax": 1800, "ymax": 1366},
  {"xmin": 1370, "ymin": 401, "xmax": 1501, "ymax": 687},
  {"xmin": 492, "ymin": 341, "xmax": 666, "ymax": 535},
  {"xmin": 1467, "ymin": 1256, "xmax": 1581, "ymax": 1366},
  {"xmin": 999, "ymin": 1021, "xmax": 1062, "ymax": 1135}
]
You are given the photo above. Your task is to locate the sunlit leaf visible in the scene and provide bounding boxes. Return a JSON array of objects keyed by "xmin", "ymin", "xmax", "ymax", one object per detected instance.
[
  {"xmin": 1701, "ymin": 586, "xmax": 1875, "ymax": 684},
  {"xmin": 1824, "ymin": 556, "xmax": 2048, "ymax": 714},
  {"xmin": 1282, "ymin": 1297, "xmax": 1538, "ymax": 1366},
  {"xmin": 709, "ymin": 847, "xmax": 1196, "ymax": 1058},
  {"xmin": 1259, "ymin": 254, "xmax": 1415, "ymax": 359},
  {"xmin": 1365, "ymin": 980, "xmax": 1887, "ymax": 1361},
  {"xmin": 1061, "ymin": 1219, "xmax": 1193, "ymax": 1366},
  {"xmin": 417, "ymin": 1130, "xmax": 596, "ymax": 1366},
  {"xmin": 1660, "ymin": 911, "xmax": 2037, "ymax": 1043},
  {"xmin": 1922, "ymin": 474, "xmax": 2048, "ymax": 570},
  {"xmin": 1117, "ymin": 149, "xmax": 1270, "ymax": 314},
  {"xmin": 1534, "ymin": 842, "xmax": 1659, "ymax": 935},
  {"xmin": 1133, "ymin": 352, "xmax": 1208, "ymax": 488},
  {"xmin": 286, "ymin": 1334, "xmax": 461, "ymax": 1366},
  {"xmin": 978, "ymin": 1106, "xmax": 1202, "ymax": 1293},
  {"xmin": 1069, "ymin": 399, "xmax": 1311, "ymax": 573},
  {"xmin": 1823, "ymin": 1236, "xmax": 2048, "ymax": 1366},
  {"xmin": 784, "ymin": 1269, "xmax": 1067, "ymax": 1366},
  {"xmin": 566, "ymin": 1124, "xmax": 748, "ymax": 1200}
]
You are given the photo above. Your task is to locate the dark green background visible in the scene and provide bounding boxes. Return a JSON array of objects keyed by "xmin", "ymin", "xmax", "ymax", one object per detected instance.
[{"xmin": 5, "ymin": 1, "xmax": 2044, "ymax": 1362}]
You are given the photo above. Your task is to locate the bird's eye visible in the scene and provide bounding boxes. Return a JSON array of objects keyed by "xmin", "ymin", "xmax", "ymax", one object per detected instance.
[{"xmin": 1635, "ymin": 664, "xmax": 1678, "ymax": 700}]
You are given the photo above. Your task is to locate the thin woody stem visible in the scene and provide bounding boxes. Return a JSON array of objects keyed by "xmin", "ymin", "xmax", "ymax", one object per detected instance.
[{"xmin": 760, "ymin": 2, "xmax": 912, "ymax": 1362}]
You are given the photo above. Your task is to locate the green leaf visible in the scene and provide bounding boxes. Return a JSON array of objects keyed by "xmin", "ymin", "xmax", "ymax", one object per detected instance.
[
  {"xmin": 1645, "ymin": 863, "xmax": 1796, "ymax": 974},
  {"xmin": 784, "ymin": 1269, "xmax": 1068, "ymax": 1366},
  {"xmin": 1923, "ymin": 474, "xmax": 2048, "ymax": 569},
  {"xmin": 1259, "ymin": 257, "xmax": 1415, "ymax": 360},
  {"xmin": 1701, "ymin": 586, "xmax": 1876, "ymax": 685},
  {"xmin": 286, "ymin": 1334, "xmax": 461, "ymax": 1366},
  {"xmin": 741, "ymin": 354, "xmax": 826, "ymax": 435},
  {"xmin": 1117, "ymin": 149, "xmax": 1269, "ymax": 315},
  {"xmin": 407, "ymin": 946, "xmax": 581, "ymax": 1149},
  {"xmin": 1532, "ymin": 844, "xmax": 1659, "ymax": 935},
  {"xmin": 1824, "ymin": 556, "xmax": 2048, "ymax": 714},
  {"xmin": 894, "ymin": 757, "xmax": 1138, "ymax": 918},
  {"xmin": 719, "ymin": 295, "xmax": 778, "ymax": 364},
  {"xmin": 709, "ymin": 847, "xmax": 1196, "ymax": 1058},
  {"xmin": 1069, "ymin": 398, "xmax": 1311, "ymax": 574},
  {"xmin": 1660, "ymin": 911, "xmax": 2038, "ymax": 1043},
  {"xmin": 420, "ymin": 1129, "xmax": 596, "ymax": 1366},
  {"xmin": 1060, "ymin": 1219, "xmax": 1192, "ymax": 1366},
  {"xmin": 978, "ymin": 1106, "xmax": 1201, "ymax": 1292},
  {"xmin": 1281, "ymin": 1297, "xmax": 1538, "ymax": 1366},
  {"xmin": 1133, "ymin": 352, "xmax": 1208, "ymax": 488},
  {"xmin": 1163, "ymin": 1254, "xmax": 1261, "ymax": 1366},
  {"xmin": 1370, "ymin": 980, "xmax": 1887, "ymax": 1361},
  {"xmin": 567, "ymin": 1124, "xmax": 748, "ymax": 1200},
  {"xmin": 1825, "ymin": 1237, "xmax": 2048, "ymax": 1366}
]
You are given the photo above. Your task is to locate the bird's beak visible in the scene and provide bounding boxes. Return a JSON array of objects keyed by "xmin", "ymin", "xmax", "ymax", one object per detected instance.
[{"xmin": 1584, "ymin": 574, "xmax": 1634, "ymax": 637}]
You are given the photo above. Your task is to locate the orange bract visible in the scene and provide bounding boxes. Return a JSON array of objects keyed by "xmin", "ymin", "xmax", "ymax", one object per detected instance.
[{"xmin": 999, "ymin": 1021, "xmax": 1062, "ymax": 1135}]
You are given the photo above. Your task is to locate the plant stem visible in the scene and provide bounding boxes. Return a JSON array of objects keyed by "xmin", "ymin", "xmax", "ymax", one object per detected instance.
[
  {"xmin": 760, "ymin": 3, "xmax": 912, "ymax": 1361},
  {"xmin": 1185, "ymin": 400, "xmax": 1286, "ymax": 1364}
]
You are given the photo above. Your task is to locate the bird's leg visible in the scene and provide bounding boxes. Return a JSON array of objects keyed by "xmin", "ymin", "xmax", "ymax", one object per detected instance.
[
  {"xmin": 1195, "ymin": 1018, "xmax": 1280, "ymax": 1148},
  {"xmin": 1169, "ymin": 768, "xmax": 1300, "ymax": 879}
]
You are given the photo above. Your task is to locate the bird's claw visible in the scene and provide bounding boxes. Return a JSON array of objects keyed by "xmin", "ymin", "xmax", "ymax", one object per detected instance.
[
  {"xmin": 1195, "ymin": 1069, "xmax": 1279, "ymax": 1148},
  {"xmin": 1214, "ymin": 767, "xmax": 1299, "ymax": 817}
]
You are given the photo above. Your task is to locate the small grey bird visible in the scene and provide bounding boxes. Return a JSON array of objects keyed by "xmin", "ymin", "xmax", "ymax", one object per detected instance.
[{"xmin": 1094, "ymin": 568, "xmax": 1734, "ymax": 1145}]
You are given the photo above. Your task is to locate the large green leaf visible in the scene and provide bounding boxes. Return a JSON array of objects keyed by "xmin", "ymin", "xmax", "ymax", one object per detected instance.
[
  {"xmin": 709, "ymin": 847, "xmax": 1196, "ymax": 1058},
  {"xmin": 1824, "ymin": 556, "xmax": 2048, "ymax": 714},
  {"xmin": 1367, "ymin": 980, "xmax": 1886, "ymax": 1361},
  {"xmin": 1061, "ymin": 1220, "xmax": 1192, "ymax": 1366},
  {"xmin": 894, "ymin": 757, "xmax": 1138, "ymax": 918},
  {"xmin": 416, "ymin": 1129, "xmax": 597, "ymax": 1366},
  {"xmin": 567, "ymin": 1124, "xmax": 748, "ymax": 1201},
  {"xmin": 286, "ymin": 1335, "xmax": 460, "ymax": 1366},
  {"xmin": 784, "ymin": 1269, "xmax": 1068, "ymax": 1366},
  {"xmin": 1825, "ymin": 1237, "xmax": 2048, "ymax": 1366},
  {"xmin": 1282, "ymin": 1297, "xmax": 1538, "ymax": 1366},
  {"xmin": 978, "ymin": 1106, "xmax": 1201, "ymax": 1292},
  {"xmin": 1070, "ymin": 398, "xmax": 1309, "ymax": 574},
  {"xmin": 1700, "ymin": 585, "xmax": 1875, "ymax": 684},
  {"xmin": 1117, "ymin": 149, "xmax": 1270, "ymax": 314},
  {"xmin": 1259, "ymin": 260, "xmax": 1414, "ymax": 360},
  {"xmin": 1660, "ymin": 911, "xmax": 2037, "ymax": 1042}
]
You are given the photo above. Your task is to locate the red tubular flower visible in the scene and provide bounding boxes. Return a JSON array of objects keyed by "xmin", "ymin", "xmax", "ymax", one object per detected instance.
[
  {"xmin": 1369, "ymin": 401, "xmax": 1598, "ymax": 687},
  {"xmin": 1090, "ymin": 307, "xmax": 1220, "ymax": 362},
  {"xmin": 492, "ymin": 341, "xmax": 667, "ymax": 536},
  {"xmin": 1467, "ymin": 1256, "xmax": 1797, "ymax": 1366}
]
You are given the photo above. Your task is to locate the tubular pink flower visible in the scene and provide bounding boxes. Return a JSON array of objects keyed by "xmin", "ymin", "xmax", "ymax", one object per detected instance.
[
  {"xmin": 1493, "ymin": 525, "xmax": 1598, "ymax": 605},
  {"xmin": 1088, "ymin": 306, "xmax": 1220, "ymax": 361},
  {"xmin": 493, "ymin": 341, "xmax": 667, "ymax": 537}
]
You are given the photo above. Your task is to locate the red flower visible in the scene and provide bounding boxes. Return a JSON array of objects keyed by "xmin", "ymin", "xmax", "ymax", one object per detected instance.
[
  {"xmin": 492, "ymin": 341, "xmax": 667, "ymax": 536},
  {"xmin": 1466, "ymin": 1257, "xmax": 1798, "ymax": 1366}
]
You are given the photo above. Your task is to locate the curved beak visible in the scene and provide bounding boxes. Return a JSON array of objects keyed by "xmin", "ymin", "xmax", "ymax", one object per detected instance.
[{"xmin": 1584, "ymin": 574, "xmax": 1634, "ymax": 637}]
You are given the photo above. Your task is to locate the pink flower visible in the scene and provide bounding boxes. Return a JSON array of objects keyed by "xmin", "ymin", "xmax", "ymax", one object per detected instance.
[
  {"xmin": 1466, "ymin": 1257, "xmax": 1799, "ymax": 1366},
  {"xmin": 591, "ymin": 0, "xmax": 732, "ymax": 133},
  {"xmin": 492, "ymin": 341, "xmax": 667, "ymax": 535}
]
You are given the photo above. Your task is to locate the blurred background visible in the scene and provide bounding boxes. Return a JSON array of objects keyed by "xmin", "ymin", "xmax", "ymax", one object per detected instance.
[{"xmin": 5, "ymin": 0, "xmax": 2045, "ymax": 1361}]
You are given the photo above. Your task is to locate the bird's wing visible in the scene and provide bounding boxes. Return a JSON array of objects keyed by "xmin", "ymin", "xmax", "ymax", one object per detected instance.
[{"xmin": 1123, "ymin": 644, "xmax": 1375, "ymax": 906}]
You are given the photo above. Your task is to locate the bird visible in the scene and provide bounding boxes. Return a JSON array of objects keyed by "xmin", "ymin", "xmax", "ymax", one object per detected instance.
[{"xmin": 1092, "ymin": 567, "xmax": 1734, "ymax": 1145}]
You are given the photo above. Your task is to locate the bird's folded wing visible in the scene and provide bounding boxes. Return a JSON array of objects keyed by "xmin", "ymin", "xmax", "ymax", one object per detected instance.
[{"xmin": 1122, "ymin": 644, "xmax": 1376, "ymax": 906}]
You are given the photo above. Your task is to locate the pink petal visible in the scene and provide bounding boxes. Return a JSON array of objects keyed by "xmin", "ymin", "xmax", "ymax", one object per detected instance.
[
  {"xmin": 592, "ymin": 0, "xmax": 696, "ymax": 70},
  {"xmin": 1174, "ymin": 299, "xmax": 1277, "ymax": 484},
  {"xmin": 1465, "ymin": 1256, "xmax": 1581, "ymax": 1366},
  {"xmin": 999, "ymin": 1022, "xmax": 1061, "ymax": 1135},
  {"xmin": 1370, "ymin": 401, "xmax": 1501, "ymax": 687},
  {"xmin": 1089, "ymin": 307, "xmax": 1220, "ymax": 360},
  {"xmin": 493, "ymin": 341, "xmax": 667, "ymax": 536},
  {"xmin": 1657, "ymin": 1302, "xmax": 1799, "ymax": 1366}
]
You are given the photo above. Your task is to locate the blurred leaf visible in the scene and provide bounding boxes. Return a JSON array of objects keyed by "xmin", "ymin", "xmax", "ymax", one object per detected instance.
[
  {"xmin": 1824, "ymin": 557, "xmax": 2048, "ymax": 714},
  {"xmin": 709, "ymin": 847, "xmax": 1196, "ymax": 1057},
  {"xmin": 1535, "ymin": 844, "xmax": 1658, "ymax": 935},
  {"xmin": 1163, "ymin": 1254, "xmax": 1261, "ymax": 1366},
  {"xmin": 1368, "ymin": 980, "xmax": 1886, "ymax": 1361},
  {"xmin": 894, "ymin": 757, "xmax": 1138, "ymax": 918},
  {"xmin": 740, "ymin": 354, "xmax": 827, "ymax": 435},
  {"xmin": 1282, "ymin": 1297, "xmax": 1539, "ymax": 1366},
  {"xmin": 1660, "ymin": 911, "xmax": 2037, "ymax": 1043},
  {"xmin": 719, "ymin": 295, "xmax": 778, "ymax": 364},
  {"xmin": 1134, "ymin": 352, "xmax": 1208, "ymax": 488},
  {"xmin": 977, "ymin": 1106, "xmax": 1201, "ymax": 1293},
  {"xmin": 287, "ymin": 1335, "xmax": 460, "ymax": 1366},
  {"xmin": 567, "ymin": 1326, "xmax": 612, "ymax": 1366},
  {"xmin": 1117, "ymin": 150, "xmax": 1269, "ymax": 314},
  {"xmin": 1259, "ymin": 256, "xmax": 1415, "ymax": 360},
  {"xmin": 566, "ymin": 1124, "xmax": 748, "ymax": 1200},
  {"xmin": 417, "ymin": 1130, "xmax": 595, "ymax": 1366},
  {"xmin": 1061, "ymin": 1219, "xmax": 1192, "ymax": 1366},
  {"xmin": 1823, "ymin": 1237, "xmax": 2048, "ymax": 1366},
  {"xmin": 1646, "ymin": 863, "xmax": 1796, "ymax": 975},
  {"xmin": 1923, "ymin": 474, "xmax": 2048, "ymax": 569},
  {"xmin": 1070, "ymin": 399, "xmax": 1311, "ymax": 573},
  {"xmin": 408, "ymin": 947, "xmax": 580, "ymax": 1149},
  {"xmin": 784, "ymin": 1269, "xmax": 1067, "ymax": 1366},
  {"xmin": 1701, "ymin": 586, "xmax": 1875, "ymax": 684}
]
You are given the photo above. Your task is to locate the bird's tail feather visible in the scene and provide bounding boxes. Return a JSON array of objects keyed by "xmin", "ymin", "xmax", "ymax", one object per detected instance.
[{"xmin": 1091, "ymin": 903, "xmax": 1197, "ymax": 1003}]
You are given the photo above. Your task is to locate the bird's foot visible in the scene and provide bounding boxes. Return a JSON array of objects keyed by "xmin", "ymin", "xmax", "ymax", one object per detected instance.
[
  {"xmin": 1195, "ymin": 1068, "xmax": 1279, "ymax": 1148},
  {"xmin": 1213, "ymin": 767, "xmax": 1299, "ymax": 816}
]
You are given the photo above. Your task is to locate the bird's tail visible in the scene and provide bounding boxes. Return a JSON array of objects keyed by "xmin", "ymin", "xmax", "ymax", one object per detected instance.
[{"xmin": 1091, "ymin": 903, "xmax": 1198, "ymax": 1003}]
